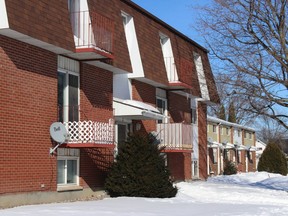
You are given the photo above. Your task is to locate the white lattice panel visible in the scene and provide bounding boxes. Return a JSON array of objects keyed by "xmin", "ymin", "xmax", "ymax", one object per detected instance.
[{"xmin": 64, "ymin": 120, "xmax": 114, "ymax": 144}]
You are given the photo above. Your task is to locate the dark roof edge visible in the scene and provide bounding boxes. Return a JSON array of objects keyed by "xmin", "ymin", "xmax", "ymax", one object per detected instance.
[{"xmin": 121, "ymin": 0, "xmax": 209, "ymax": 53}]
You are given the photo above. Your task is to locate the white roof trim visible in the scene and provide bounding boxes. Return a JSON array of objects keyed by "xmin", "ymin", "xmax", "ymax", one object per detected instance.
[{"xmin": 207, "ymin": 115, "xmax": 255, "ymax": 132}]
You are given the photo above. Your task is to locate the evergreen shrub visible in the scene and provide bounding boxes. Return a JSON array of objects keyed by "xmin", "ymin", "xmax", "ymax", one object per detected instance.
[
  {"xmin": 257, "ymin": 142, "xmax": 287, "ymax": 176},
  {"xmin": 105, "ymin": 133, "xmax": 177, "ymax": 198},
  {"xmin": 223, "ymin": 159, "xmax": 237, "ymax": 175}
]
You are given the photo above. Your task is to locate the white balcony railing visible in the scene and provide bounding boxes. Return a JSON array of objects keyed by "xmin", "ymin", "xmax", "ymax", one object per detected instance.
[
  {"xmin": 63, "ymin": 120, "xmax": 114, "ymax": 145},
  {"xmin": 156, "ymin": 123, "xmax": 193, "ymax": 151},
  {"xmin": 70, "ymin": 11, "xmax": 114, "ymax": 54}
]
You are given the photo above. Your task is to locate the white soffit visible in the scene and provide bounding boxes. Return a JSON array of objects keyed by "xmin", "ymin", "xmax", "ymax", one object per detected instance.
[
  {"xmin": 113, "ymin": 98, "xmax": 165, "ymax": 120},
  {"xmin": 0, "ymin": 0, "xmax": 8, "ymax": 29}
]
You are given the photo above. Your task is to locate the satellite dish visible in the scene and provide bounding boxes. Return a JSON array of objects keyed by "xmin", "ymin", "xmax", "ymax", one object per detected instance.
[{"xmin": 49, "ymin": 122, "xmax": 68, "ymax": 143}]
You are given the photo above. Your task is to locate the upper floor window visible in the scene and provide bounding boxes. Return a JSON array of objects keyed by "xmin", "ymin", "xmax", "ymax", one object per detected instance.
[
  {"xmin": 212, "ymin": 125, "xmax": 217, "ymax": 133},
  {"xmin": 238, "ymin": 129, "xmax": 241, "ymax": 137},
  {"xmin": 156, "ymin": 97, "xmax": 168, "ymax": 124},
  {"xmin": 58, "ymin": 56, "xmax": 80, "ymax": 122},
  {"xmin": 249, "ymin": 132, "xmax": 252, "ymax": 140},
  {"xmin": 226, "ymin": 127, "xmax": 230, "ymax": 135}
]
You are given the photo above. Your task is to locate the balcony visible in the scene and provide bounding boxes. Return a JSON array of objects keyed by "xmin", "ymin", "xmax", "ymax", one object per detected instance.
[
  {"xmin": 66, "ymin": 10, "xmax": 114, "ymax": 60},
  {"xmin": 156, "ymin": 123, "xmax": 193, "ymax": 152},
  {"xmin": 58, "ymin": 106, "xmax": 114, "ymax": 148},
  {"xmin": 163, "ymin": 57, "xmax": 193, "ymax": 89}
]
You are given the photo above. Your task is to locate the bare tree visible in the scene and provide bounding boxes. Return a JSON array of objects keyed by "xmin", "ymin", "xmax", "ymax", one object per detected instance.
[{"xmin": 197, "ymin": 0, "xmax": 288, "ymax": 129}]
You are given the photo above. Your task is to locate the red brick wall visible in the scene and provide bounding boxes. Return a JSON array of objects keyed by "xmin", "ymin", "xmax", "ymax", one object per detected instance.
[
  {"xmin": 167, "ymin": 152, "xmax": 191, "ymax": 181},
  {"xmin": 168, "ymin": 92, "xmax": 191, "ymax": 123},
  {"xmin": 80, "ymin": 148, "xmax": 114, "ymax": 188},
  {"xmin": 0, "ymin": 35, "xmax": 115, "ymax": 194},
  {"xmin": 5, "ymin": 0, "xmax": 75, "ymax": 52},
  {"xmin": 198, "ymin": 101, "xmax": 208, "ymax": 180},
  {"xmin": 131, "ymin": 80, "xmax": 157, "ymax": 132},
  {"xmin": 79, "ymin": 63, "xmax": 114, "ymax": 189},
  {"xmin": 0, "ymin": 35, "xmax": 58, "ymax": 194},
  {"xmin": 80, "ymin": 63, "xmax": 113, "ymax": 122}
]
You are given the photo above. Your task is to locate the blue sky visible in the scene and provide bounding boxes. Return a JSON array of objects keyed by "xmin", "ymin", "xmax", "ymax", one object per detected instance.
[{"xmin": 132, "ymin": 0, "xmax": 211, "ymax": 47}]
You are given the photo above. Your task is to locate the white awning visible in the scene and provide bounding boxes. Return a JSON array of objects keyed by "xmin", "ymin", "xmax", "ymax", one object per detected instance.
[
  {"xmin": 234, "ymin": 144, "xmax": 246, "ymax": 150},
  {"xmin": 246, "ymin": 146, "xmax": 257, "ymax": 152},
  {"xmin": 208, "ymin": 140, "xmax": 221, "ymax": 148},
  {"xmin": 113, "ymin": 98, "xmax": 168, "ymax": 120},
  {"xmin": 222, "ymin": 142, "xmax": 234, "ymax": 149}
]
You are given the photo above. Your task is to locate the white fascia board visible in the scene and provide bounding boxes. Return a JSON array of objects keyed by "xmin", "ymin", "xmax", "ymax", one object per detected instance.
[{"xmin": 0, "ymin": 0, "xmax": 9, "ymax": 29}]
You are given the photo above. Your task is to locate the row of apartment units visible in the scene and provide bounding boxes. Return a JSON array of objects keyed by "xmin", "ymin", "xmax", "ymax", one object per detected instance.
[
  {"xmin": 0, "ymin": 0, "xmax": 221, "ymax": 207},
  {"xmin": 207, "ymin": 116, "xmax": 257, "ymax": 175}
]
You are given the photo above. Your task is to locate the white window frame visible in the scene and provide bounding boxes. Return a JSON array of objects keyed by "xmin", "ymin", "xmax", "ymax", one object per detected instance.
[
  {"xmin": 58, "ymin": 69, "xmax": 80, "ymax": 123},
  {"xmin": 57, "ymin": 156, "xmax": 80, "ymax": 186}
]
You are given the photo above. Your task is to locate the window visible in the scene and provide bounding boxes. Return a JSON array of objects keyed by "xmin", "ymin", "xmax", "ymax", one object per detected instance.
[
  {"xmin": 212, "ymin": 148, "xmax": 218, "ymax": 164},
  {"xmin": 249, "ymin": 132, "xmax": 252, "ymax": 140},
  {"xmin": 57, "ymin": 148, "xmax": 80, "ymax": 187},
  {"xmin": 58, "ymin": 56, "xmax": 80, "ymax": 123},
  {"xmin": 223, "ymin": 149, "xmax": 228, "ymax": 160},
  {"xmin": 238, "ymin": 129, "xmax": 241, "ymax": 137},
  {"xmin": 237, "ymin": 150, "xmax": 242, "ymax": 163},
  {"xmin": 191, "ymin": 108, "xmax": 197, "ymax": 124},
  {"xmin": 244, "ymin": 131, "xmax": 247, "ymax": 139},
  {"xmin": 226, "ymin": 127, "xmax": 229, "ymax": 135},
  {"xmin": 212, "ymin": 125, "xmax": 217, "ymax": 133},
  {"xmin": 156, "ymin": 97, "xmax": 168, "ymax": 123},
  {"xmin": 57, "ymin": 158, "xmax": 78, "ymax": 185},
  {"xmin": 220, "ymin": 126, "xmax": 223, "ymax": 135}
]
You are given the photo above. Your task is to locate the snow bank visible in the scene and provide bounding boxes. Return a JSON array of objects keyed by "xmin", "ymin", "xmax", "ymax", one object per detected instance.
[{"xmin": 207, "ymin": 172, "xmax": 288, "ymax": 191}]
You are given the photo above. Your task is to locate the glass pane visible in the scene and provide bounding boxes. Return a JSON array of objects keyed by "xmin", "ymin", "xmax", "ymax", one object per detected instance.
[
  {"xmin": 58, "ymin": 72, "xmax": 66, "ymax": 122},
  {"xmin": 67, "ymin": 160, "xmax": 77, "ymax": 184},
  {"xmin": 117, "ymin": 124, "xmax": 127, "ymax": 152},
  {"xmin": 69, "ymin": 74, "xmax": 79, "ymax": 122},
  {"xmin": 57, "ymin": 160, "xmax": 65, "ymax": 184}
]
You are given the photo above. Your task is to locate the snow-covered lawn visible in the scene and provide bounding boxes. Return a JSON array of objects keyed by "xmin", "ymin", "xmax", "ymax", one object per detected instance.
[{"xmin": 1, "ymin": 172, "xmax": 288, "ymax": 216}]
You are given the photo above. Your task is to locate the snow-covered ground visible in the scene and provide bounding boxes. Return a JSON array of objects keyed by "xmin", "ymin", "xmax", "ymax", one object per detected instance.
[{"xmin": 1, "ymin": 172, "xmax": 288, "ymax": 216}]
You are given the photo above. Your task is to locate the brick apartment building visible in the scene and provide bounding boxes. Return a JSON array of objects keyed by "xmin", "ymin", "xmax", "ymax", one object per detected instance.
[
  {"xmin": 207, "ymin": 116, "xmax": 257, "ymax": 175},
  {"xmin": 0, "ymin": 0, "xmax": 219, "ymax": 207}
]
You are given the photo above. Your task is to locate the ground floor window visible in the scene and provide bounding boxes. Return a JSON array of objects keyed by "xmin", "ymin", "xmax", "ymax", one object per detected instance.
[
  {"xmin": 57, "ymin": 158, "xmax": 79, "ymax": 185},
  {"xmin": 57, "ymin": 148, "xmax": 80, "ymax": 187}
]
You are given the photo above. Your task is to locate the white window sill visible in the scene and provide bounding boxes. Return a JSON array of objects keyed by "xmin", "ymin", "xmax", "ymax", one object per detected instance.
[{"xmin": 57, "ymin": 185, "xmax": 83, "ymax": 192}]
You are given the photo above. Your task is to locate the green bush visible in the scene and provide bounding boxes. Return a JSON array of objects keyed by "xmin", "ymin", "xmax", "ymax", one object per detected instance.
[
  {"xmin": 105, "ymin": 133, "xmax": 177, "ymax": 198},
  {"xmin": 257, "ymin": 142, "xmax": 287, "ymax": 176},
  {"xmin": 223, "ymin": 160, "xmax": 237, "ymax": 175}
]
